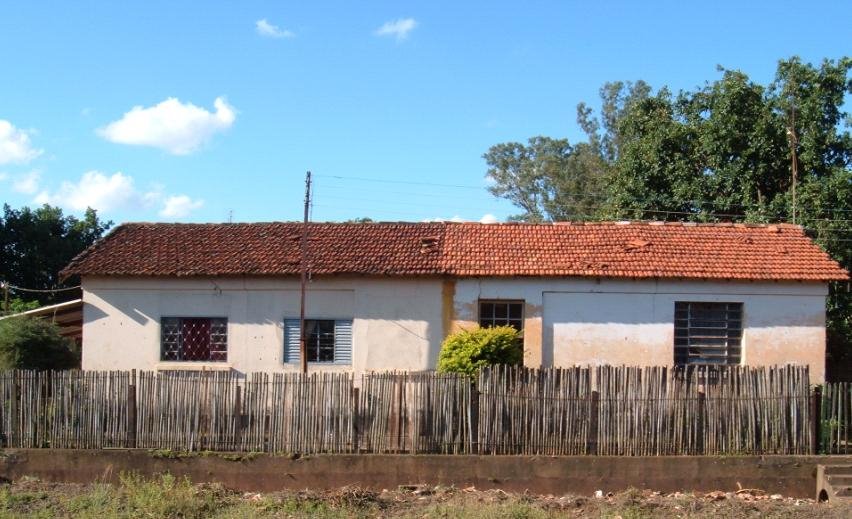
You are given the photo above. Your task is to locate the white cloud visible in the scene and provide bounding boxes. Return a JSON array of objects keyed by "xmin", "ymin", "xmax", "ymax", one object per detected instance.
[
  {"xmin": 423, "ymin": 214, "xmax": 500, "ymax": 224},
  {"xmin": 35, "ymin": 171, "xmax": 162, "ymax": 213},
  {"xmin": 374, "ymin": 18, "xmax": 417, "ymax": 40},
  {"xmin": 160, "ymin": 195, "xmax": 204, "ymax": 218},
  {"xmin": 256, "ymin": 18, "xmax": 294, "ymax": 39},
  {"xmin": 0, "ymin": 120, "xmax": 42, "ymax": 165},
  {"xmin": 423, "ymin": 215, "xmax": 464, "ymax": 223},
  {"xmin": 98, "ymin": 97, "xmax": 236, "ymax": 155},
  {"xmin": 12, "ymin": 170, "xmax": 41, "ymax": 194}
]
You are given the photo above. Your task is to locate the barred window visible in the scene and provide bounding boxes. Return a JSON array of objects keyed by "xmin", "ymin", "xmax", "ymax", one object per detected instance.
[
  {"xmin": 161, "ymin": 317, "xmax": 227, "ymax": 362},
  {"xmin": 674, "ymin": 302, "xmax": 742, "ymax": 365},
  {"xmin": 479, "ymin": 300, "xmax": 524, "ymax": 331},
  {"xmin": 283, "ymin": 319, "xmax": 353, "ymax": 365}
]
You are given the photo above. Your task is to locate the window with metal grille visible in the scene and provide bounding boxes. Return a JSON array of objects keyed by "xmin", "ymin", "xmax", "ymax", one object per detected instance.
[
  {"xmin": 160, "ymin": 317, "xmax": 227, "ymax": 362},
  {"xmin": 674, "ymin": 302, "xmax": 742, "ymax": 365},
  {"xmin": 283, "ymin": 319, "xmax": 352, "ymax": 365},
  {"xmin": 478, "ymin": 300, "xmax": 524, "ymax": 331}
]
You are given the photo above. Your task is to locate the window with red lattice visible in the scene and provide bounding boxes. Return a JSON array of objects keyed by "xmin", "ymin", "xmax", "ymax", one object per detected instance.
[{"xmin": 161, "ymin": 317, "xmax": 227, "ymax": 362}]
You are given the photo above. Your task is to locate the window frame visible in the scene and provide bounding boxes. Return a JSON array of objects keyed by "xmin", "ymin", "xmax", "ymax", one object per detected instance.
[
  {"xmin": 160, "ymin": 316, "xmax": 228, "ymax": 363},
  {"xmin": 673, "ymin": 301, "xmax": 743, "ymax": 366},
  {"xmin": 478, "ymin": 299, "xmax": 525, "ymax": 332},
  {"xmin": 283, "ymin": 318, "xmax": 353, "ymax": 366}
]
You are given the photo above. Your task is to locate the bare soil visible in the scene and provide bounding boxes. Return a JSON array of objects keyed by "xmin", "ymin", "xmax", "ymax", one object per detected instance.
[{"xmin": 0, "ymin": 476, "xmax": 850, "ymax": 518}]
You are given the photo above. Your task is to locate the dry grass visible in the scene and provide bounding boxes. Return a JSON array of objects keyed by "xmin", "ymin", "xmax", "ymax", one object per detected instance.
[{"xmin": 0, "ymin": 476, "xmax": 850, "ymax": 518}]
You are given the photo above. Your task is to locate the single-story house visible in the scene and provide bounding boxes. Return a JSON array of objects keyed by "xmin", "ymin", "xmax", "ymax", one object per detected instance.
[{"xmin": 61, "ymin": 221, "xmax": 848, "ymax": 382}]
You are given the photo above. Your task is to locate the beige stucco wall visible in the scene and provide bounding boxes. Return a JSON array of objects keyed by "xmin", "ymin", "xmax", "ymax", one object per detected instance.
[
  {"xmin": 81, "ymin": 276, "xmax": 444, "ymax": 376},
  {"xmin": 451, "ymin": 278, "xmax": 828, "ymax": 382},
  {"xmin": 82, "ymin": 276, "xmax": 829, "ymax": 382}
]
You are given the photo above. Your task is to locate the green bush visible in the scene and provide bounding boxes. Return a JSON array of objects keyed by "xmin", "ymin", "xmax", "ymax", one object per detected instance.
[
  {"xmin": 0, "ymin": 316, "xmax": 79, "ymax": 370},
  {"xmin": 437, "ymin": 326, "xmax": 522, "ymax": 378}
]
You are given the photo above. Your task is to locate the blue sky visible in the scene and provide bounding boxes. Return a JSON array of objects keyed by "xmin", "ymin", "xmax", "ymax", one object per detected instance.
[{"xmin": 1, "ymin": 1, "xmax": 849, "ymax": 224}]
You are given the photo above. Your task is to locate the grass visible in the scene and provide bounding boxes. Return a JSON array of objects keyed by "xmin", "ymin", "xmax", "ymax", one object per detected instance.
[{"xmin": 0, "ymin": 475, "xmax": 850, "ymax": 518}]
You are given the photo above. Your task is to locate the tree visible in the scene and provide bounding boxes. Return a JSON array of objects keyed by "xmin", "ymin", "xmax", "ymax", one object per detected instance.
[
  {"xmin": 484, "ymin": 56, "xmax": 852, "ymax": 372},
  {"xmin": 483, "ymin": 137, "xmax": 606, "ymax": 221},
  {"xmin": 0, "ymin": 204, "xmax": 111, "ymax": 309},
  {"xmin": 0, "ymin": 317, "xmax": 79, "ymax": 370},
  {"xmin": 437, "ymin": 326, "xmax": 522, "ymax": 378}
]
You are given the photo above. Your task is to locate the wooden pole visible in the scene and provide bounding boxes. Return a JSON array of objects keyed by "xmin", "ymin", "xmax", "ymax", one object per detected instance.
[
  {"xmin": 788, "ymin": 104, "xmax": 799, "ymax": 224},
  {"xmin": 127, "ymin": 371, "xmax": 137, "ymax": 448},
  {"xmin": 299, "ymin": 171, "xmax": 312, "ymax": 374},
  {"xmin": 811, "ymin": 385, "xmax": 822, "ymax": 455}
]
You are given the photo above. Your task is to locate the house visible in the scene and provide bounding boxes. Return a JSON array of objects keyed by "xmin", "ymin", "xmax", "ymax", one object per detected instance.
[{"xmin": 61, "ymin": 221, "xmax": 848, "ymax": 382}]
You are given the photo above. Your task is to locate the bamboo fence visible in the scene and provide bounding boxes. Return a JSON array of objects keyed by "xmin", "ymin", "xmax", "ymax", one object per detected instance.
[
  {"xmin": 822, "ymin": 382, "xmax": 852, "ymax": 454},
  {"xmin": 0, "ymin": 366, "xmax": 837, "ymax": 455}
]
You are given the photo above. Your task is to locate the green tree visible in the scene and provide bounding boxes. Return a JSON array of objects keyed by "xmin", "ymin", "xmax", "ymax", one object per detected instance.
[
  {"xmin": 0, "ymin": 204, "xmax": 111, "ymax": 309},
  {"xmin": 483, "ymin": 137, "xmax": 607, "ymax": 221},
  {"xmin": 437, "ymin": 326, "xmax": 522, "ymax": 378},
  {"xmin": 0, "ymin": 317, "xmax": 79, "ymax": 370},
  {"xmin": 484, "ymin": 56, "xmax": 852, "ymax": 370}
]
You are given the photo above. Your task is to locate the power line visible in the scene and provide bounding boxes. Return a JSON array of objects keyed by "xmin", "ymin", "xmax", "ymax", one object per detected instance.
[
  {"xmin": 314, "ymin": 174, "xmax": 484, "ymax": 190},
  {"xmin": 3, "ymin": 283, "xmax": 81, "ymax": 294},
  {"xmin": 317, "ymin": 173, "xmax": 852, "ymax": 214}
]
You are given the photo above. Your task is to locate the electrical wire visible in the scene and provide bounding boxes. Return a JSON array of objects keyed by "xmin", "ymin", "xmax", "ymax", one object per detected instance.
[
  {"xmin": 316, "ymin": 173, "xmax": 852, "ymax": 215},
  {"xmin": 1, "ymin": 283, "xmax": 81, "ymax": 293}
]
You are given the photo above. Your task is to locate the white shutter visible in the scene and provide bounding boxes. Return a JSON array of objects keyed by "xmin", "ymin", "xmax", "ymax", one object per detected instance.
[
  {"xmin": 333, "ymin": 319, "xmax": 352, "ymax": 365},
  {"xmin": 283, "ymin": 319, "xmax": 301, "ymax": 364}
]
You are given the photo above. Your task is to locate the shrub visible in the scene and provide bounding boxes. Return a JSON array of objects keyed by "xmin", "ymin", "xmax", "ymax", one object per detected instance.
[
  {"xmin": 0, "ymin": 316, "xmax": 79, "ymax": 370},
  {"xmin": 437, "ymin": 326, "xmax": 522, "ymax": 378}
]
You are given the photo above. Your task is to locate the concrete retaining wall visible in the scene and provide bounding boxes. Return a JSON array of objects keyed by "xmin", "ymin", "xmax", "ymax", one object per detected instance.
[{"xmin": 2, "ymin": 450, "xmax": 852, "ymax": 497}]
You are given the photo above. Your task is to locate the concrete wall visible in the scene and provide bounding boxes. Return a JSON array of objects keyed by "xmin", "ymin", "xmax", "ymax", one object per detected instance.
[
  {"xmin": 82, "ymin": 276, "xmax": 444, "ymax": 375},
  {"xmin": 82, "ymin": 276, "xmax": 828, "ymax": 381},
  {"xmin": 2, "ymin": 449, "xmax": 849, "ymax": 497},
  {"xmin": 450, "ymin": 278, "xmax": 828, "ymax": 382}
]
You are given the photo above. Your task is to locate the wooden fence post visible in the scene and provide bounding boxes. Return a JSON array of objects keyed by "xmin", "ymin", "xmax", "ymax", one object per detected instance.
[
  {"xmin": 127, "ymin": 370, "xmax": 137, "ymax": 448},
  {"xmin": 697, "ymin": 390, "xmax": 706, "ymax": 455},
  {"xmin": 587, "ymin": 390, "xmax": 600, "ymax": 455},
  {"xmin": 351, "ymin": 386, "xmax": 360, "ymax": 453},
  {"xmin": 470, "ymin": 382, "xmax": 480, "ymax": 455},
  {"xmin": 811, "ymin": 385, "xmax": 822, "ymax": 455},
  {"xmin": 234, "ymin": 385, "xmax": 242, "ymax": 451}
]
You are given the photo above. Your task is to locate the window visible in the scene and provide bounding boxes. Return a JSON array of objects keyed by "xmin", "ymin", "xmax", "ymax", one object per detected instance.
[
  {"xmin": 478, "ymin": 300, "xmax": 524, "ymax": 331},
  {"xmin": 674, "ymin": 302, "xmax": 742, "ymax": 365},
  {"xmin": 283, "ymin": 319, "xmax": 352, "ymax": 365},
  {"xmin": 161, "ymin": 317, "xmax": 227, "ymax": 362}
]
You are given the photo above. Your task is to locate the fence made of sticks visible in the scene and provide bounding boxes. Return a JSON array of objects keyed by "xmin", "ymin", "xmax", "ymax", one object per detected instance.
[{"xmin": 0, "ymin": 365, "xmax": 843, "ymax": 456}]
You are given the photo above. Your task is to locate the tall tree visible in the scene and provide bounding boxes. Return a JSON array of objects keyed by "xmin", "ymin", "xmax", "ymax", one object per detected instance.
[
  {"xmin": 484, "ymin": 57, "xmax": 852, "ymax": 372},
  {"xmin": 0, "ymin": 204, "xmax": 111, "ymax": 308}
]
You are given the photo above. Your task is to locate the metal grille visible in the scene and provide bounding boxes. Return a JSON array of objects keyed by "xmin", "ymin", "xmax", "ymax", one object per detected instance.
[
  {"xmin": 161, "ymin": 317, "xmax": 227, "ymax": 362},
  {"xmin": 479, "ymin": 300, "xmax": 524, "ymax": 331},
  {"xmin": 305, "ymin": 319, "xmax": 335, "ymax": 362},
  {"xmin": 674, "ymin": 302, "xmax": 742, "ymax": 365}
]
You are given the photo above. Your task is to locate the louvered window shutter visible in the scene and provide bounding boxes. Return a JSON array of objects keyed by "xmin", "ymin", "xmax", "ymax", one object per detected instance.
[
  {"xmin": 333, "ymin": 319, "xmax": 352, "ymax": 365},
  {"xmin": 283, "ymin": 319, "xmax": 301, "ymax": 364}
]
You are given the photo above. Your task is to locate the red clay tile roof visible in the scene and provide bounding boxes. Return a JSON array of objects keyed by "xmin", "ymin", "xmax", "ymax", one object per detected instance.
[{"xmin": 61, "ymin": 221, "xmax": 849, "ymax": 282}]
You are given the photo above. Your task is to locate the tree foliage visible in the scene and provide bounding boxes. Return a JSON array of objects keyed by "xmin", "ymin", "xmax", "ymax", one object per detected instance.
[
  {"xmin": 484, "ymin": 56, "xmax": 852, "ymax": 367},
  {"xmin": 0, "ymin": 317, "xmax": 79, "ymax": 370},
  {"xmin": 0, "ymin": 204, "xmax": 111, "ymax": 309},
  {"xmin": 437, "ymin": 326, "xmax": 522, "ymax": 378}
]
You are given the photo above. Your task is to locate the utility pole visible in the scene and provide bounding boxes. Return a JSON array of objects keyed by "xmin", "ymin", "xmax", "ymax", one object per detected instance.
[
  {"xmin": 298, "ymin": 171, "xmax": 312, "ymax": 374},
  {"xmin": 787, "ymin": 103, "xmax": 799, "ymax": 225},
  {"xmin": 2, "ymin": 281, "xmax": 8, "ymax": 315}
]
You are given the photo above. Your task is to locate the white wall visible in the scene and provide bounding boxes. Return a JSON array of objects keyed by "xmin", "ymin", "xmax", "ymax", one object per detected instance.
[
  {"xmin": 81, "ymin": 276, "xmax": 444, "ymax": 375},
  {"xmin": 452, "ymin": 278, "xmax": 828, "ymax": 382},
  {"xmin": 83, "ymin": 276, "xmax": 829, "ymax": 382}
]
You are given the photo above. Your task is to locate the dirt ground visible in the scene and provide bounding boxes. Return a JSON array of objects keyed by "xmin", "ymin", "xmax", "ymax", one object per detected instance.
[{"xmin": 0, "ymin": 475, "xmax": 850, "ymax": 518}]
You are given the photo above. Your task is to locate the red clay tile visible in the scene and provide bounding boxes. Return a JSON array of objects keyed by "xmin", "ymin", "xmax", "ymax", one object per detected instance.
[{"xmin": 60, "ymin": 221, "xmax": 849, "ymax": 282}]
